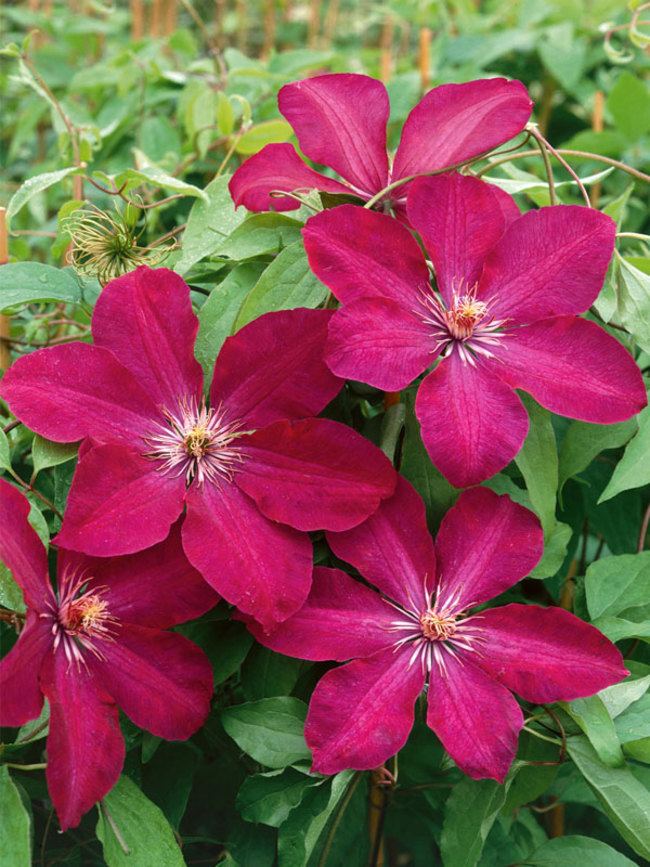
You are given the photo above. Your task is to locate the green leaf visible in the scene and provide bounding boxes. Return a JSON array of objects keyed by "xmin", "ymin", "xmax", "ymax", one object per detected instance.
[
  {"xmin": 31, "ymin": 435, "xmax": 78, "ymax": 477},
  {"xmin": 528, "ymin": 521, "xmax": 572, "ymax": 579},
  {"xmin": 566, "ymin": 736, "xmax": 650, "ymax": 860},
  {"xmin": 599, "ymin": 406, "xmax": 650, "ymax": 502},
  {"xmin": 613, "ymin": 692, "xmax": 650, "ymax": 744},
  {"xmin": 400, "ymin": 390, "xmax": 459, "ymax": 531},
  {"xmin": 616, "ymin": 254, "xmax": 650, "ymax": 356},
  {"xmin": 237, "ymin": 768, "xmax": 322, "ymax": 827},
  {"xmin": 233, "ymin": 241, "xmax": 329, "ymax": 329},
  {"xmin": 221, "ymin": 697, "xmax": 311, "ymax": 768},
  {"xmin": 96, "ymin": 775, "xmax": 185, "ymax": 866},
  {"xmin": 117, "ymin": 151, "xmax": 208, "ymax": 201},
  {"xmin": 217, "ymin": 213, "xmax": 303, "ymax": 261},
  {"xmin": 562, "ymin": 695, "xmax": 625, "ymax": 767},
  {"xmin": 235, "ymin": 119, "xmax": 293, "ymax": 155},
  {"xmin": 175, "ymin": 174, "xmax": 247, "ymax": 275},
  {"xmin": 607, "ymin": 71, "xmax": 650, "ymax": 141},
  {"xmin": 0, "ymin": 766, "xmax": 31, "ymax": 867},
  {"xmin": 599, "ymin": 674, "xmax": 650, "ymax": 719},
  {"xmin": 276, "ymin": 770, "xmax": 359, "ymax": 867},
  {"xmin": 0, "ymin": 429, "xmax": 11, "ymax": 470},
  {"xmin": 538, "ymin": 23, "xmax": 586, "ymax": 91},
  {"xmin": 440, "ymin": 775, "xmax": 514, "ymax": 867},
  {"xmin": 195, "ymin": 262, "xmax": 266, "ymax": 375},
  {"xmin": 0, "ymin": 263, "xmax": 82, "ymax": 312},
  {"xmin": 515, "ymin": 394, "xmax": 558, "ymax": 536},
  {"xmin": 585, "ymin": 551, "xmax": 650, "ymax": 620},
  {"xmin": 16, "ymin": 700, "xmax": 49, "ymax": 744},
  {"xmin": 592, "ymin": 615, "xmax": 650, "ymax": 643},
  {"xmin": 521, "ymin": 835, "xmax": 637, "ymax": 866},
  {"xmin": 484, "ymin": 165, "xmax": 612, "ymax": 196},
  {"xmin": 241, "ymin": 644, "xmax": 303, "ymax": 701},
  {"xmin": 217, "ymin": 92, "xmax": 235, "ymax": 136},
  {"xmin": 6, "ymin": 166, "xmax": 79, "ymax": 229},
  {"xmin": 0, "ymin": 561, "xmax": 25, "ymax": 614},
  {"xmin": 558, "ymin": 417, "xmax": 638, "ymax": 494},
  {"xmin": 141, "ymin": 742, "xmax": 200, "ymax": 829}
]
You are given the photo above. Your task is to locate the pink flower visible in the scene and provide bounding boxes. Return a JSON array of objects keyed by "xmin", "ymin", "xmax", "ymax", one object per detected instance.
[
  {"xmin": 303, "ymin": 173, "xmax": 647, "ymax": 487},
  {"xmin": 0, "ymin": 479, "xmax": 216, "ymax": 830},
  {"xmin": 229, "ymin": 73, "xmax": 533, "ymax": 215},
  {"xmin": 247, "ymin": 479, "xmax": 628, "ymax": 780},
  {"xmin": 0, "ymin": 267, "xmax": 396, "ymax": 630}
]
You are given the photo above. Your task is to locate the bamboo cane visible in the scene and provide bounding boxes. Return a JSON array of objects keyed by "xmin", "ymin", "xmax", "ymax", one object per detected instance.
[{"xmin": 0, "ymin": 209, "xmax": 11, "ymax": 372}]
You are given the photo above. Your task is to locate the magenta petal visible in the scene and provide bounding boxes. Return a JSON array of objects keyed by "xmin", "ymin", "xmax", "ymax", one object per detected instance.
[
  {"xmin": 0, "ymin": 479, "xmax": 52, "ymax": 610},
  {"xmin": 0, "ymin": 343, "xmax": 158, "ymax": 443},
  {"xmin": 229, "ymin": 143, "xmax": 353, "ymax": 212},
  {"xmin": 303, "ymin": 205, "xmax": 430, "ymax": 306},
  {"xmin": 237, "ymin": 418, "xmax": 395, "ymax": 531},
  {"xmin": 55, "ymin": 444, "xmax": 186, "ymax": 556},
  {"xmin": 393, "ymin": 78, "xmax": 533, "ymax": 181},
  {"xmin": 472, "ymin": 604, "xmax": 629, "ymax": 702},
  {"xmin": 57, "ymin": 521, "xmax": 218, "ymax": 629},
  {"xmin": 89, "ymin": 625, "xmax": 213, "ymax": 740},
  {"xmin": 327, "ymin": 476, "xmax": 436, "ymax": 611},
  {"xmin": 246, "ymin": 566, "xmax": 398, "ymax": 661},
  {"xmin": 92, "ymin": 267, "xmax": 204, "ymax": 410},
  {"xmin": 183, "ymin": 481, "xmax": 313, "ymax": 630},
  {"xmin": 0, "ymin": 613, "xmax": 49, "ymax": 726},
  {"xmin": 41, "ymin": 650, "xmax": 124, "ymax": 831},
  {"xmin": 427, "ymin": 648, "xmax": 523, "ymax": 782},
  {"xmin": 490, "ymin": 317, "xmax": 647, "ymax": 423},
  {"xmin": 306, "ymin": 646, "xmax": 425, "ymax": 774},
  {"xmin": 326, "ymin": 299, "xmax": 434, "ymax": 391},
  {"xmin": 279, "ymin": 74, "xmax": 389, "ymax": 196},
  {"xmin": 433, "ymin": 488, "xmax": 543, "ymax": 612},
  {"xmin": 406, "ymin": 174, "xmax": 507, "ymax": 303},
  {"xmin": 479, "ymin": 206, "xmax": 616, "ymax": 324},
  {"xmin": 415, "ymin": 355, "xmax": 529, "ymax": 488},
  {"xmin": 210, "ymin": 308, "xmax": 341, "ymax": 429}
]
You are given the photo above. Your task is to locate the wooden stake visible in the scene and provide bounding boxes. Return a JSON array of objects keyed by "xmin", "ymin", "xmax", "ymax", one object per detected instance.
[
  {"xmin": 0, "ymin": 208, "xmax": 11, "ymax": 372},
  {"xmin": 152, "ymin": 0, "xmax": 162, "ymax": 37},
  {"xmin": 307, "ymin": 0, "xmax": 321, "ymax": 48},
  {"xmin": 131, "ymin": 0, "xmax": 144, "ymax": 39},
  {"xmin": 261, "ymin": 0, "xmax": 277, "ymax": 60},
  {"xmin": 321, "ymin": 0, "xmax": 340, "ymax": 49},
  {"xmin": 163, "ymin": 0, "xmax": 177, "ymax": 36},
  {"xmin": 380, "ymin": 15, "xmax": 395, "ymax": 83},
  {"xmin": 418, "ymin": 27, "xmax": 431, "ymax": 91}
]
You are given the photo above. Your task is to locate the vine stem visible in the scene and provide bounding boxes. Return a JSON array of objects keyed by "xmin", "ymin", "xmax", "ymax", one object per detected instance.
[
  {"xmin": 528, "ymin": 126, "xmax": 557, "ymax": 205},
  {"xmin": 477, "ymin": 147, "xmax": 650, "ymax": 186},
  {"xmin": 20, "ymin": 47, "xmax": 81, "ymax": 168},
  {"xmin": 362, "ymin": 139, "xmax": 524, "ymax": 210},
  {"xmin": 317, "ymin": 771, "xmax": 363, "ymax": 867}
]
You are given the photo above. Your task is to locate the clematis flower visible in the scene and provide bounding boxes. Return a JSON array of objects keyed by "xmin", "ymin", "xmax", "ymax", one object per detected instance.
[
  {"xmin": 0, "ymin": 267, "xmax": 396, "ymax": 630},
  {"xmin": 229, "ymin": 73, "xmax": 533, "ymax": 215},
  {"xmin": 247, "ymin": 479, "xmax": 628, "ymax": 780},
  {"xmin": 0, "ymin": 478, "xmax": 216, "ymax": 830},
  {"xmin": 302, "ymin": 173, "xmax": 647, "ymax": 487}
]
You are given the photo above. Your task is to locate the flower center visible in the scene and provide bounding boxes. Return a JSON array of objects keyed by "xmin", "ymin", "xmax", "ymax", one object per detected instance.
[
  {"xmin": 144, "ymin": 398, "xmax": 247, "ymax": 487},
  {"xmin": 418, "ymin": 281, "xmax": 509, "ymax": 366},
  {"xmin": 44, "ymin": 570, "xmax": 119, "ymax": 669},
  {"xmin": 419, "ymin": 609, "xmax": 457, "ymax": 641},
  {"xmin": 446, "ymin": 295, "xmax": 489, "ymax": 340}
]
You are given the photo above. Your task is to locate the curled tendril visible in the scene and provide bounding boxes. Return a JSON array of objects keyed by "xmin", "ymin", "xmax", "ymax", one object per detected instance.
[{"xmin": 62, "ymin": 201, "xmax": 174, "ymax": 285}]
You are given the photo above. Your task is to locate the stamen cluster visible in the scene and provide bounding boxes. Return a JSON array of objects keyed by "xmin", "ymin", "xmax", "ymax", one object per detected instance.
[
  {"xmin": 144, "ymin": 398, "xmax": 247, "ymax": 487},
  {"xmin": 43, "ymin": 568, "xmax": 118, "ymax": 668},
  {"xmin": 419, "ymin": 285, "xmax": 508, "ymax": 366}
]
